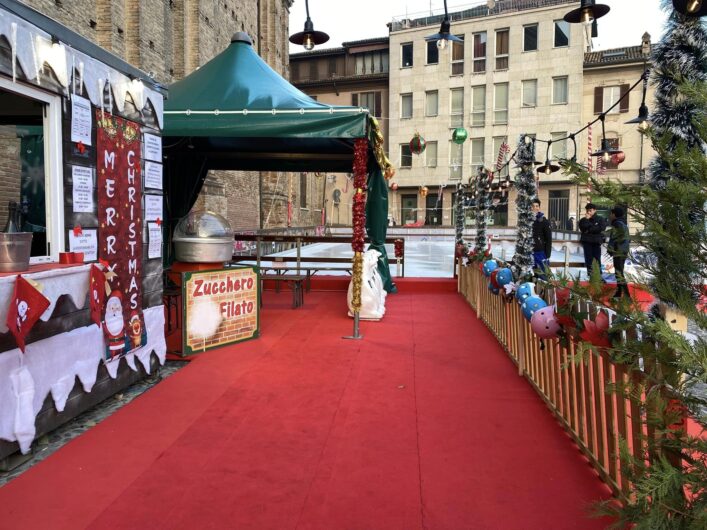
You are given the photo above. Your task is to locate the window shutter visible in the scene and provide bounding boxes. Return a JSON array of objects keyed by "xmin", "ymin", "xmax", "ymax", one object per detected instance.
[
  {"xmin": 351, "ymin": 93, "xmax": 358, "ymax": 106},
  {"xmin": 594, "ymin": 87, "xmax": 603, "ymax": 114},
  {"xmin": 619, "ymin": 84, "xmax": 630, "ymax": 113},
  {"xmin": 374, "ymin": 92, "xmax": 382, "ymax": 118}
]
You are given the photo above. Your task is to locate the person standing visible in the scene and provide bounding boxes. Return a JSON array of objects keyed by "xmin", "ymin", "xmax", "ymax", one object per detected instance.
[
  {"xmin": 531, "ymin": 199, "xmax": 552, "ymax": 278},
  {"xmin": 565, "ymin": 216, "xmax": 575, "ymax": 231},
  {"xmin": 607, "ymin": 206, "xmax": 631, "ymax": 298},
  {"xmin": 578, "ymin": 203, "xmax": 607, "ymax": 279}
]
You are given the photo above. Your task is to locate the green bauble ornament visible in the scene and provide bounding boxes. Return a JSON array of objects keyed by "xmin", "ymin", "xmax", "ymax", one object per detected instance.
[
  {"xmin": 452, "ymin": 127, "xmax": 468, "ymax": 144},
  {"xmin": 409, "ymin": 132, "xmax": 427, "ymax": 155}
]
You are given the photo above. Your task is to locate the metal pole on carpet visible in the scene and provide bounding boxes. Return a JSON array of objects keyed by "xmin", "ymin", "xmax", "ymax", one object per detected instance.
[{"xmin": 343, "ymin": 311, "xmax": 363, "ymax": 340}]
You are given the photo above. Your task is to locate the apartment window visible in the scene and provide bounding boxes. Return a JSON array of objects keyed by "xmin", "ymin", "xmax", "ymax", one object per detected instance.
[
  {"xmin": 470, "ymin": 137, "xmax": 485, "ymax": 169},
  {"xmin": 425, "ymin": 141, "xmax": 438, "ymax": 167},
  {"xmin": 450, "ymin": 88, "xmax": 464, "ymax": 128},
  {"xmin": 522, "ymin": 79, "xmax": 537, "ymax": 107},
  {"xmin": 426, "ymin": 40, "xmax": 439, "ymax": 65},
  {"xmin": 299, "ymin": 173, "xmax": 308, "ymax": 208},
  {"xmin": 451, "ymin": 36, "xmax": 464, "ymax": 75},
  {"xmin": 401, "ymin": 42, "xmax": 413, "ymax": 67},
  {"xmin": 401, "ymin": 93, "xmax": 413, "ymax": 118},
  {"xmin": 425, "ymin": 90, "xmax": 439, "ymax": 117},
  {"xmin": 355, "ymin": 51, "xmax": 388, "ymax": 75},
  {"xmin": 495, "ymin": 29, "xmax": 509, "ymax": 70},
  {"xmin": 493, "ymin": 83, "xmax": 508, "ymax": 124},
  {"xmin": 493, "ymin": 136, "xmax": 509, "ymax": 177},
  {"xmin": 351, "ymin": 91, "xmax": 382, "ymax": 118},
  {"xmin": 554, "ymin": 20, "xmax": 570, "ymax": 47},
  {"xmin": 551, "ymin": 132, "xmax": 567, "ymax": 160},
  {"xmin": 523, "ymin": 24, "xmax": 538, "ymax": 52},
  {"xmin": 471, "ymin": 85, "xmax": 486, "ymax": 127},
  {"xmin": 400, "ymin": 144, "xmax": 413, "ymax": 168},
  {"xmin": 597, "ymin": 84, "xmax": 630, "ymax": 114},
  {"xmin": 449, "ymin": 141, "xmax": 464, "ymax": 180},
  {"xmin": 472, "ymin": 32, "xmax": 486, "ymax": 73},
  {"xmin": 552, "ymin": 76, "xmax": 568, "ymax": 104},
  {"xmin": 401, "ymin": 194, "xmax": 418, "ymax": 224}
]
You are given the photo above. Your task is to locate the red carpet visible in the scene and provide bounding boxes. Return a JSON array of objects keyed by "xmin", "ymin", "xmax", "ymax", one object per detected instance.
[{"xmin": 0, "ymin": 290, "xmax": 611, "ymax": 529}]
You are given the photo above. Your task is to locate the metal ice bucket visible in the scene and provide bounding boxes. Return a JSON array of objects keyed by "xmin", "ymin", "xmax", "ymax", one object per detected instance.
[{"xmin": 0, "ymin": 232, "xmax": 33, "ymax": 272}]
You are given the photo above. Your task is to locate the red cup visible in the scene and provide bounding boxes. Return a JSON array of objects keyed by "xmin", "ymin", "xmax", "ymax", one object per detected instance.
[
  {"xmin": 72, "ymin": 252, "xmax": 85, "ymax": 263},
  {"xmin": 59, "ymin": 252, "xmax": 72, "ymax": 264}
]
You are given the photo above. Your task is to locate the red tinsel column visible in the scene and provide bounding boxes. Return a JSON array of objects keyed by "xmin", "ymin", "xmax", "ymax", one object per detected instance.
[{"xmin": 351, "ymin": 138, "xmax": 368, "ymax": 313}]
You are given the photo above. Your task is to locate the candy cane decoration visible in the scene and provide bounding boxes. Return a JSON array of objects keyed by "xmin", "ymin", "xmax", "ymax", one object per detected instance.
[
  {"xmin": 587, "ymin": 123, "xmax": 594, "ymax": 193},
  {"xmin": 495, "ymin": 141, "xmax": 510, "ymax": 171}
]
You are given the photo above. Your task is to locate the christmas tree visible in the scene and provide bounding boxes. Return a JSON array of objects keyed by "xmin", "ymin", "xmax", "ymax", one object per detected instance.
[
  {"xmin": 474, "ymin": 168, "xmax": 489, "ymax": 256},
  {"xmin": 511, "ymin": 135, "xmax": 537, "ymax": 279}
]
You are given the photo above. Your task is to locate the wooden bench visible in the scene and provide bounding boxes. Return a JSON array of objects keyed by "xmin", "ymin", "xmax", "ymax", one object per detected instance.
[{"xmin": 261, "ymin": 274, "xmax": 305, "ymax": 308}]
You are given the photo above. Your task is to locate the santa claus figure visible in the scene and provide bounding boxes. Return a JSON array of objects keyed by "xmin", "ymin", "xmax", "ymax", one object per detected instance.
[
  {"xmin": 15, "ymin": 300, "xmax": 29, "ymax": 332},
  {"xmin": 104, "ymin": 291, "xmax": 127, "ymax": 360}
]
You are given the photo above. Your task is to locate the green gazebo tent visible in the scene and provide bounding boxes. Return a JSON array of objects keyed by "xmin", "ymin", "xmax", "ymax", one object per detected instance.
[{"xmin": 162, "ymin": 32, "xmax": 395, "ymax": 293}]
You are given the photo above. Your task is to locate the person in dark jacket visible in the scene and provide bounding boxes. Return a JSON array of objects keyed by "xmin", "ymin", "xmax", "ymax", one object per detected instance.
[
  {"xmin": 565, "ymin": 216, "xmax": 575, "ymax": 231},
  {"xmin": 578, "ymin": 203, "xmax": 607, "ymax": 278},
  {"xmin": 607, "ymin": 206, "xmax": 631, "ymax": 298},
  {"xmin": 531, "ymin": 199, "xmax": 552, "ymax": 278}
]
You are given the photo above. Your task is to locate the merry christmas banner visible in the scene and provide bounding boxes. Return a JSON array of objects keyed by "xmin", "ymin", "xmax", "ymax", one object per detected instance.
[{"xmin": 96, "ymin": 112, "xmax": 147, "ymax": 361}]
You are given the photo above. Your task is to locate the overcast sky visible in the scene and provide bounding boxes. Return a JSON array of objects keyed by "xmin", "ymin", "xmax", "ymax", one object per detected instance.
[{"xmin": 288, "ymin": 0, "xmax": 668, "ymax": 53}]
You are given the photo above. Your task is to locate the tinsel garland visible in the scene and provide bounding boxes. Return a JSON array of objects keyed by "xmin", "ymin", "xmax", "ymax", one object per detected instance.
[
  {"xmin": 350, "ymin": 138, "xmax": 368, "ymax": 311},
  {"xmin": 369, "ymin": 117, "xmax": 395, "ymax": 180},
  {"xmin": 511, "ymin": 134, "xmax": 537, "ymax": 280},
  {"xmin": 455, "ymin": 187, "xmax": 466, "ymax": 250},
  {"xmin": 394, "ymin": 239, "xmax": 404, "ymax": 258},
  {"xmin": 474, "ymin": 170, "xmax": 489, "ymax": 256}
]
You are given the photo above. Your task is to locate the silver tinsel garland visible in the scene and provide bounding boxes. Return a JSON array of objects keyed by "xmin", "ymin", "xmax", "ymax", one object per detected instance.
[
  {"xmin": 511, "ymin": 135, "xmax": 537, "ymax": 280},
  {"xmin": 474, "ymin": 169, "xmax": 490, "ymax": 256}
]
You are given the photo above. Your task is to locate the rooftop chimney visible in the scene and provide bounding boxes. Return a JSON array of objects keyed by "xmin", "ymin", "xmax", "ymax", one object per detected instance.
[{"xmin": 641, "ymin": 32, "xmax": 652, "ymax": 56}]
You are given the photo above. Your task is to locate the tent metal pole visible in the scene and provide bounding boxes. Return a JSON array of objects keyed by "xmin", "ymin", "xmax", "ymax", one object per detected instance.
[{"xmin": 344, "ymin": 311, "xmax": 363, "ymax": 340}]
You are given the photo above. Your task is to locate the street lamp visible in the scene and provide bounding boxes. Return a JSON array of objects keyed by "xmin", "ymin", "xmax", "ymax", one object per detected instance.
[
  {"xmin": 591, "ymin": 115, "xmax": 622, "ymax": 163},
  {"xmin": 673, "ymin": 0, "xmax": 707, "ymax": 16},
  {"xmin": 626, "ymin": 71, "xmax": 651, "ymax": 131},
  {"xmin": 289, "ymin": 0, "xmax": 330, "ymax": 51},
  {"xmin": 563, "ymin": 0, "xmax": 610, "ymax": 25},
  {"xmin": 425, "ymin": 0, "xmax": 463, "ymax": 50},
  {"xmin": 537, "ymin": 142, "xmax": 560, "ymax": 176}
]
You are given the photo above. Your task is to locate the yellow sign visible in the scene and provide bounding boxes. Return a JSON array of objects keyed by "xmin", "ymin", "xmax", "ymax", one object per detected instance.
[{"xmin": 182, "ymin": 267, "xmax": 259, "ymax": 353}]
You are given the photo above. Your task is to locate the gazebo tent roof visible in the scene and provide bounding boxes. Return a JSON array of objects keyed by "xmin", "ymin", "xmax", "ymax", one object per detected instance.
[{"xmin": 163, "ymin": 32, "xmax": 374, "ymax": 173}]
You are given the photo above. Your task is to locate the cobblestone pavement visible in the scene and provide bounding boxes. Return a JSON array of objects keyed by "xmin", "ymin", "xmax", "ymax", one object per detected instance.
[{"xmin": 0, "ymin": 360, "xmax": 186, "ymax": 487}]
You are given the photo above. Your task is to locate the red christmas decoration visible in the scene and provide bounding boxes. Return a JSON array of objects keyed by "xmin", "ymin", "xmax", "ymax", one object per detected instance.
[
  {"xmin": 610, "ymin": 151, "xmax": 626, "ymax": 166},
  {"xmin": 89, "ymin": 264, "xmax": 106, "ymax": 328},
  {"xmin": 351, "ymin": 139, "xmax": 368, "ymax": 254},
  {"xmin": 579, "ymin": 311, "xmax": 612, "ymax": 348},
  {"xmin": 409, "ymin": 132, "xmax": 427, "ymax": 155},
  {"xmin": 6, "ymin": 276, "xmax": 51, "ymax": 352},
  {"xmin": 490, "ymin": 269, "xmax": 500, "ymax": 289},
  {"xmin": 76, "ymin": 141, "xmax": 86, "ymax": 154},
  {"xmin": 155, "ymin": 217, "xmax": 162, "ymax": 227},
  {"xmin": 389, "ymin": 182, "xmax": 399, "ymax": 191},
  {"xmin": 394, "ymin": 239, "xmax": 404, "ymax": 258},
  {"xmin": 73, "ymin": 225, "xmax": 83, "ymax": 237},
  {"xmin": 556, "ymin": 287, "xmax": 571, "ymax": 309}
]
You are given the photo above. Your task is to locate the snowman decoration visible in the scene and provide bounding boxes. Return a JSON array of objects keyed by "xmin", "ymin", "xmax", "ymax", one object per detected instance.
[
  {"xmin": 104, "ymin": 291, "xmax": 127, "ymax": 360},
  {"xmin": 15, "ymin": 300, "xmax": 29, "ymax": 332}
]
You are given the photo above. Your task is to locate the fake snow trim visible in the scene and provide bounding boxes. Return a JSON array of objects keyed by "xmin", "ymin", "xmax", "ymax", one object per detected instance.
[
  {"xmin": 0, "ymin": 305, "xmax": 166, "ymax": 454},
  {"xmin": 0, "ymin": 264, "xmax": 91, "ymax": 334}
]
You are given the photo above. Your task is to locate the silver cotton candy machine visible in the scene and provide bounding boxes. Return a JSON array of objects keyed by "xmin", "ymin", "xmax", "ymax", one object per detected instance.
[{"xmin": 173, "ymin": 210, "xmax": 234, "ymax": 263}]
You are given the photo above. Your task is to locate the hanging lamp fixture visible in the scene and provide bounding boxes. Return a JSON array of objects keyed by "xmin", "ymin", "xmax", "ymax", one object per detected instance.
[
  {"xmin": 537, "ymin": 142, "xmax": 560, "ymax": 175},
  {"xmin": 563, "ymin": 0, "xmax": 610, "ymax": 25},
  {"xmin": 672, "ymin": 0, "xmax": 707, "ymax": 17},
  {"xmin": 626, "ymin": 70, "xmax": 651, "ymax": 130},
  {"xmin": 289, "ymin": 0, "xmax": 330, "ymax": 51},
  {"xmin": 425, "ymin": 0, "xmax": 464, "ymax": 50},
  {"xmin": 591, "ymin": 115, "xmax": 622, "ymax": 163}
]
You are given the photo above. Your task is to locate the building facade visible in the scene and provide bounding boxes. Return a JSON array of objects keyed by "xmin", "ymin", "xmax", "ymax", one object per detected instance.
[
  {"xmin": 387, "ymin": 0, "xmax": 586, "ymax": 227},
  {"xmin": 19, "ymin": 0, "xmax": 312, "ymax": 231},
  {"xmin": 577, "ymin": 33, "xmax": 655, "ymax": 229},
  {"xmin": 290, "ymin": 37, "xmax": 389, "ymax": 226}
]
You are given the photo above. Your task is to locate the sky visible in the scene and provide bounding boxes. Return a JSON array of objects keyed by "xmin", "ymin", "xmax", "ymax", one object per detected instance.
[{"xmin": 288, "ymin": 0, "xmax": 669, "ymax": 53}]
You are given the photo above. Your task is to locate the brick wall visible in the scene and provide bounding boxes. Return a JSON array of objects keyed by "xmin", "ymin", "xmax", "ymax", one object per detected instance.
[
  {"xmin": 21, "ymin": 0, "xmax": 298, "ymax": 231},
  {"xmin": 0, "ymin": 131, "xmax": 21, "ymax": 229}
]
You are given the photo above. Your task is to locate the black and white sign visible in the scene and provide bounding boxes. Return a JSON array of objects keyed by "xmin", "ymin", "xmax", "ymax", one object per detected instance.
[
  {"xmin": 144, "ymin": 161, "xmax": 163, "ymax": 190},
  {"xmin": 68, "ymin": 229, "xmax": 98, "ymax": 261},
  {"xmin": 144, "ymin": 133, "xmax": 162, "ymax": 162},
  {"xmin": 72, "ymin": 166, "xmax": 94, "ymax": 213},
  {"xmin": 70, "ymin": 94, "xmax": 92, "ymax": 146}
]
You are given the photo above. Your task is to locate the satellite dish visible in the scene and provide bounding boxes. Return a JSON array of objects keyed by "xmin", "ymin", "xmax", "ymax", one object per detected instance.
[
  {"xmin": 332, "ymin": 189, "xmax": 341, "ymax": 204},
  {"xmin": 487, "ymin": 0, "xmax": 496, "ymax": 10}
]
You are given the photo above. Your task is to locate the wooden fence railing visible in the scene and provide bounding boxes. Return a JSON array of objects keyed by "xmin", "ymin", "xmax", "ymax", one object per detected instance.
[{"xmin": 459, "ymin": 264, "xmax": 659, "ymax": 498}]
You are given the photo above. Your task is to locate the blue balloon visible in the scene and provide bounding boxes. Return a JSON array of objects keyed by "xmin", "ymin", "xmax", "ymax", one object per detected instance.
[
  {"xmin": 496, "ymin": 268, "xmax": 513, "ymax": 286},
  {"xmin": 488, "ymin": 281, "xmax": 500, "ymax": 295},
  {"xmin": 483, "ymin": 259, "xmax": 498, "ymax": 277},
  {"xmin": 522, "ymin": 296, "xmax": 547, "ymax": 321},
  {"xmin": 515, "ymin": 282, "xmax": 535, "ymax": 301}
]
